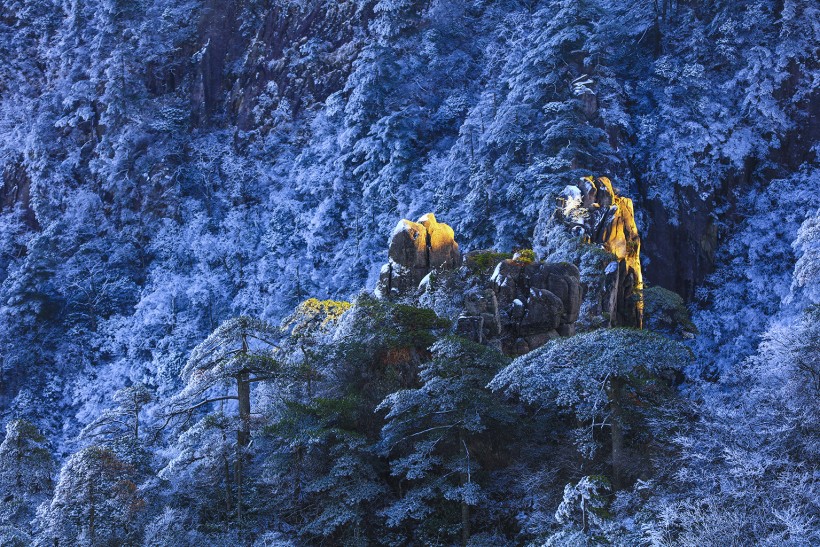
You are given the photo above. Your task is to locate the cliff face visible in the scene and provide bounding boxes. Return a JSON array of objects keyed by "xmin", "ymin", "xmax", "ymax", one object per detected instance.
[
  {"xmin": 187, "ymin": 1, "xmax": 366, "ymax": 126},
  {"xmin": 373, "ymin": 191, "xmax": 652, "ymax": 355},
  {"xmin": 642, "ymin": 190, "xmax": 717, "ymax": 302}
]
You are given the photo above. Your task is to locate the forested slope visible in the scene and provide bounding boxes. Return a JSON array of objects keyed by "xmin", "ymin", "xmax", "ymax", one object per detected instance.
[{"xmin": 0, "ymin": 1, "xmax": 818, "ymax": 545}]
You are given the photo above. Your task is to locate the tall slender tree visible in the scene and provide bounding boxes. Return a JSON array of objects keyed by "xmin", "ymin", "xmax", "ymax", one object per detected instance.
[{"xmin": 0, "ymin": 419, "xmax": 54, "ymax": 532}]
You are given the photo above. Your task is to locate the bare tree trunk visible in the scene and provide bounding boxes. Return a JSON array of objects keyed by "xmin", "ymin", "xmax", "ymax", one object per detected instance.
[
  {"xmin": 608, "ymin": 376, "xmax": 626, "ymax": 490},
  {"xmin": 236, "ymin": 373, "xmax": 251, "ymax": 447},
  {"xmin": 224, "ymin": 451, "xmax": 233, "ymax": 516},
  {"xmin": 88, "ymin": 481, "xmax": 96, "ymax": 544},
  {"xmin": 459, "ymin": 429, "xmax": 471, "ymax": 547},
  {"xmin": 133, "ymin": 399, "xmax": 141, "ymax": 441},
  {"xmin": 236, "ymin": 448, "xmax": 243, "ymax": 538},
  {"xmin": 236, "ymin": 371, "xmax": 251, "ymax": 535}
]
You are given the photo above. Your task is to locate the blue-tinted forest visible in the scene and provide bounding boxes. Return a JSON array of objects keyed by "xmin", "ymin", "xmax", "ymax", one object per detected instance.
[{"xmin": 0, "ymin": 1, "xmax": 817, "ymax": 545}]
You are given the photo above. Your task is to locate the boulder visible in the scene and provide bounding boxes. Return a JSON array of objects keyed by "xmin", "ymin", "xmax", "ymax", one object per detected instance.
[
  {"xmin": 521, "ymin": 287, "xmax": 563, "ymax": 332},
  {"xmin": 377, "ymin": 213, "xmax": 462, "ymax": 298},
  {"xmin": 388, "ymin": 219, "xmax": 428, "ymax": 269},
  {"xmin": 512, "ymin": 337, "xmax": 530, "ymax": 355},
  {"xmin": 557, "ymin": 323, "xmax": 575, "ymax": 337},
  {"xmin": 464, "ymin": 289, "xmax": 502, "ymax": 338},
  {"xmin": 489, "ymin": 258, "xmax": 582, "ymax": 354},
  {"xmin": 524, "ymin": 330, "xmax": 560, "ymax": 350},
  {"xmin": 523, "ymin": 262, "xmax": 582, "ymax": 324},
  {"xmin": 490, "ymin": 260, "xmax": 523, "ymax": 305}
]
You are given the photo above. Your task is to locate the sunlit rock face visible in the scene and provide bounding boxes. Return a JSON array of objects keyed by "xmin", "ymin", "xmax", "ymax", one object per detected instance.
[
  {"xmin": 377, "ymin": 213, "xmax": 462, "ymax": 298},
  {"xmin": 557, "ymin": 176, "xmax": 644, "ymax": 328}
]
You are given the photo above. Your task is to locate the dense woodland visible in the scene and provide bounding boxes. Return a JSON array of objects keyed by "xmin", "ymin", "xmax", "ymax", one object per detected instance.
[{"xmin": 0, "ymin": 0, "xmax": 818, "ymax": 545}]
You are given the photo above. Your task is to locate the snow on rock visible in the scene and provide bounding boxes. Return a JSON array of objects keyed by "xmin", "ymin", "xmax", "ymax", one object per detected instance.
[
  {"xmin": 418, "ymin": 272, "xmax": 433, "ymax": 290},
  {"xmin": 556, "ymin": 176, "xmax": 644, "ymax": 329},
  {"xmin": 377, "ymin": 213, "xmax": 462, "ymax": 297}
]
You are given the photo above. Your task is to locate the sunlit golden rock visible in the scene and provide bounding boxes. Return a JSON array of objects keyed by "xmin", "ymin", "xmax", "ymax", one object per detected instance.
[
  {"xmin": 418, "ymin": 213, "xmax": 461, "ymax": 270},
  {"xmin": 557, "ymin": 176, "xmax": 644, "ymax": 328},
  {"xmin": 377, "ymin": 213, "xmax": 462, "ymax": 298}
]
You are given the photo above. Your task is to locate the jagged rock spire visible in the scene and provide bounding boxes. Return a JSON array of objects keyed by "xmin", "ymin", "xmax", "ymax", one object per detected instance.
[{"xmin": 557, "ymin": 176, "xmax": 644, "ymax": 328}]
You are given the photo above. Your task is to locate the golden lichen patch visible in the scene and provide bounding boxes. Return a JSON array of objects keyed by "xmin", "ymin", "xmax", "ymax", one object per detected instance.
[{"xmin": 285, "ymin": 298, "xmax": 353, "ymax": 336}]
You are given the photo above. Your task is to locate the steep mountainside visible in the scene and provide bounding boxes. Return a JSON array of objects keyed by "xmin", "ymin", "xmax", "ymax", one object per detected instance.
[
  {"xmin": 0, "ymin": 1, "xmax": 817, "ymax": 545},
  {"xmin": 1, "ymin": 0, "xmax": 815, "ymax": 423}
]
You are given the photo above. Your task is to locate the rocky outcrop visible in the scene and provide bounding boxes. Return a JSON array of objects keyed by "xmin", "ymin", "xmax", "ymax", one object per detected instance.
[
  {"xmin": 556, "ymin": 176, "xmax": 643, "ymax": 328},
  {"xmin": 376, "ymin": 213, "xmax": 462, "ymax": 298},
  {"xmin": 376, "ymin": 215, "xmax": 582, "ymax": 355},
  {"xmin": 456, "ymin": 254, "xmax": 581, "ymax": 354}
]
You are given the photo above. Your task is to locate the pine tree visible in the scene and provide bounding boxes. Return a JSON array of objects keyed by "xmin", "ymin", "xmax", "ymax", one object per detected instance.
[
  {"xmin": 0, "ymin": 419, "xmax": 54, "ymax": 530},
  {"xmin": 264, "ymin": 396, "xmax": 387, "ymax": 546},
  {"xmin": 378, "ymin": 337, "xmax": 512, "ymax": 545},
  {"xmin": 159, "ymin": 316, "xmax": 281, "ymax": 536},
  {"xmin": 491, "ymin": 328, "xmax": 691, "ymax": 489},
  {"xmin": 78, "ymin": 383, "xmax": 154, "ymax": 470},
  {"xmin": 36, "ymin": 445, "xmax": 144, "ymax": 547}
]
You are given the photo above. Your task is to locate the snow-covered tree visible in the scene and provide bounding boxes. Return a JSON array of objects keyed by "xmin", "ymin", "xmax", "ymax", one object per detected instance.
[
  {"xmin": 491, "ymin": 328, "xmax": 691, "ymax": 489},
  {"xmin": 264, "ymin": 395, "xmax": 387, "ymax": 545},
  {"xmin": 279, "ymin": 298, "xmax": 352, "ymax": 393},
  {"xmin": 554, "ymin": 475, "xmax": 611, "ymax": 535},
  {"xmin": 36, "ymin": 446, "xmax": 144, "ymax": 546},
  {"xmin": 378, "ymin": 337, "xmax": 512, "ymax": 545},
  {"xmin": 165, "ymin": 316, "xmax": 281, "ymax": 447},
  {"xmin": 642, "ymin": 207, "xmax": 820, "ymax": 545},
  {"xmin": 80, "ymin": 383, "xmax": 153, "ymax": 443},
  {"xmin": 159, "ymin": 316, "xmax": 282, "ymax": 535},
  {"xmin": 0, "ymin": 419, "xmax": 54, "ymax": 531}
]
